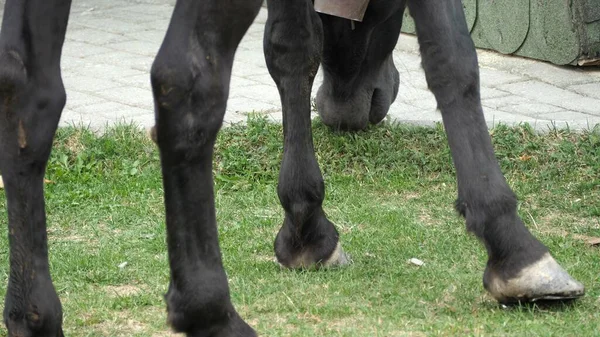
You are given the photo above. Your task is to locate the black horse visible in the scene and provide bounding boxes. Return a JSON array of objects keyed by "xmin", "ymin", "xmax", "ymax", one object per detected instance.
[{"xmin": 0, "ymin": 0, "xmax": 584, "ymax": 336}]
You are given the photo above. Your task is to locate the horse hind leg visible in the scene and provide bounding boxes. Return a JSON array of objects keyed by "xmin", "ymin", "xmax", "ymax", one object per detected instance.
[
  {"xmin": 151, "ymin": 0, "xmax": 261, "ymax": 335},
  {"xmin": 0, "ymin": 0, "xmax": 72, "ymax": 336}
]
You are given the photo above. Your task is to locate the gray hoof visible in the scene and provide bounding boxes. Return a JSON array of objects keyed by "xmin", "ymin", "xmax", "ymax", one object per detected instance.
[
  {"xmin": 485, "ymin": 253, "xmax": 585, "ymax": 304},
  {"xmin": 279, "ymin": 242, "xmax": 351, "ymax": 269},
  {"xmin": 322, "ymin": 242, "xmax": 351, "ymax": 268}
]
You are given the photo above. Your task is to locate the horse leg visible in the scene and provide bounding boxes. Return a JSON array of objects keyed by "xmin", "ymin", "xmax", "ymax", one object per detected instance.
[
  {"xmin": 264, "ymin": 0, "xmax": 349, "ymax": 269},
  {"xmin": 0, "ymin": 0, "xmax": 71, "ymax": 336},
  {"xmin": 407, "ymin": 0, "xmax": 585, "ymax": 303},
  {"xmin": 150, "ymin": 0, "xmax": 261, "ymax": 335}
]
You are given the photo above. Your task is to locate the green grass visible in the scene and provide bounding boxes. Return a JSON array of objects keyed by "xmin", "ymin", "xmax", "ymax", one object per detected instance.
[{"xmin": 1, "ymin": 117, "xmax": 599, "ymax": 336}]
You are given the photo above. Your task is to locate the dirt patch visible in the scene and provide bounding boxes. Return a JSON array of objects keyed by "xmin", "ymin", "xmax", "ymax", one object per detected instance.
[
  {"xmin": 64, "ymin": 130, "xmax": 86, "ymax": 154},
  {"xmin": 85, "ymin": 307, "xmax": 181, "ymax": 337},
  {"xmin": 253, "ymin": 253, "xmax": 277, "ymax": 264},
  {"xmin": 103, "ymin": 285, "xmax": 146, "ymax": 297},
  {"xmin": 90, "ymin": 314, "xmax": 147, "ymax": 336},
  {"xmin": 535, "ymin": 212, "xmax": 600, "ymax": 243}
]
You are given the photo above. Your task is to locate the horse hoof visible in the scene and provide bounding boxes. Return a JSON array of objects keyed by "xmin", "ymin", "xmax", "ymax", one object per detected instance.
[
  {"xmin": 484, "ymin": 253, "xmax": 585, "ymax": 304},
  {"xmin": 322, "ymin": 241, "xmax": 351, "ymax": 268},
  {"xmin": 278, "ymin": 242, "xmax": 351, "ymax": 269}
]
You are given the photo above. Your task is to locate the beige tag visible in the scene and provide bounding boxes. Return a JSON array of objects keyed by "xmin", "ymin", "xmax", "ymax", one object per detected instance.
[{"xmin": 314, "ymin": 0, "xmax": 370, "ymax": 22}]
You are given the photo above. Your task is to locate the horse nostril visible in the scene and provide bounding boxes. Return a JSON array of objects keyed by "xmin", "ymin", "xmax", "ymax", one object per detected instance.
[{"xmin": 369, "ymin": 88, "xmax": 390, "ymax": 125}]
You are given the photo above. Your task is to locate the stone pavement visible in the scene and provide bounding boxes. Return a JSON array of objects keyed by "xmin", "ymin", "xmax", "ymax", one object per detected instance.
[{"xmin": 2, "ymin": 0, "xmax": 600, "ymax": 131}]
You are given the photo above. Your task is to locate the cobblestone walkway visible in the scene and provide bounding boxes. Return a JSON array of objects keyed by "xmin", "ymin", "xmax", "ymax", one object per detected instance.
[{"xmin": 2, "ymin": 0, "xmax": 599, "ymax": 131}]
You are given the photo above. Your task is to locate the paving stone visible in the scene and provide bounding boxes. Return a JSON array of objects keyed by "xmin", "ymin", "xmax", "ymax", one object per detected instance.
[
  {"xmin": 498, "ymin": 81, "xmax": 600, "ymax": 116},
  {"xmin": 137, "ymin": 19, "xmax": 171, "ymax": 32},
  {"xmin": 61, "ymin": 56, "xmax": 98, "ymax": 71},
  {"xmin": 66, "ymin": 27, "xmax": 133, "ymax": 46},
  {"xmin": 405, "ymin": 97, "xmax": 438, "ymax": 111},
  {"xmin": 63, "ymin": 76, "xmax": 120, "ymax": 92},
  {"xmin": 254, "ymin": 7, "xmax": 269, "ymax": 24},
  {"xmin": 59, "ymin": 110, "xmax": 112, "ymax": 130},
  {"xmin": 226, "ymin": 96, "xmax": 279, "ymax": 114},
  {"xmin": 241, "ymin": 50, "xmax": 268, "ymax": 67},
  {"xmin": 127, "ymin": 113, "xmax": 156, "ymax": 130},
  {"xmin": 387, "ymin": 102, "xmax": 436, "ymax": 126},
  {"xmin": 70, "ymin": 63, "xmax": 146, "ymax": 81},
  {"xmin": 395, "ymin": 34, "xmax": 420, "ymax": 54},
  {"xmin": 476, "ymin": 48, "xmax": 539, "ymax": 72},
  {"xmin": 95, "ymin": 9, "xmax": 158, "ymax": 24},
  {"xmin": 244, "ymin": 30, "xmax": 264, "ymax": 43},
  {"xmin": 94, "ymin": 86, "xmax": 154, "ymax": 110},
  {"xmin": 249, "ymin": 73, "xmax": 277, "ymax": 86},
  {"xmin": 62, "ymin": 41, "xmax": 114, "ymax": 58},
  {"xmin": 394, "ymin": 52, "xmax": 423, "ymax": 72},
  {"xmin": 70, "ymin": 1, "xmax": 117, "ymax": 14},
  {"xmin": 83, "ymin": 53, "xmax": 153, "ymax": 73},
  {"xmin": 498, "ymin": 103, "xmax": 564, "ymax": 117},
  {"xmin": 480, "ymin": 87, "xmax": 510, "ymax": 99},
  {"xmin": 119, "ymin": 3, "xmax": 176, "ymax": 16},
  {"xmin": 388, "ymin": 102, "xmax": 425, "ymax": 115},
  {"xmin": 65, "ymin": 91, "xmax": 108, "ymax": 109},
  {"xmin": 1, "ymin": 4, "xmax": 596, "ymax": 132},
  {"xmin": 107, "ymin": 40, "xmax": 161, "ymax": 57},
  {"xmin": 482, "ymin": 109, "xmax": 548, "ymax": 129},
  {"xmin": 569, "ymin": 83, "xmax": 600, "ymax": 100},
  {"xmin": 114, "ymin": 74, "xmax": 152, "ymax": 90},
  {"xmin": 77, "ymin": 17, "xmax": 150, "ymax": 35},
  {"xmin": 223, "ymin": 112, "xmax": 252, "ymax": 126},
  {"xmin": 539, "ymin": 111, "xmax": 600, "ymax": 125},
  {"xmin": 230, "ymin": 76, "xmax": 263, "ymax": 89},
  {"xmin": 233, "ymin": 60, "xmax": 268, "ymax": 78},
  {"xmin": 511, "ymin": 63, "xmax": 600, "ymax": 86},
  {"xmin": 59, "ymin": 110, "xmax": 86, "ymax": 127},
  {"xmin": 73, "ymin": 102, "xmax": 150, "ymax": 120},
  {"xmin": 479, "ymin": 67, "xmax": 524, "ymax": 87},
  {"xmin": 127, "ymin": 30, "xmax": 167, "ymax": 45},
  {"xmin": 402, "ymin": 71, "xmax": 429, "ymax": 90},
  {"xmin": 399, "ymin": 87, "xmax": 435, "ymax": 102},
  {"xmin": 232, "ymin": 84, "xmax": 281, "ymax": 106},
  {"xmin": 246, "ymin": 23, "xmax": 265, "ymax": 36},
  {"xmin": 481, "ymin": 95, "xmax": 531, "ymax": 110}
]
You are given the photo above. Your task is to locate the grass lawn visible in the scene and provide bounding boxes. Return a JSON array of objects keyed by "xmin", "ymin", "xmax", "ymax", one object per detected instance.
[{"xmin": 0, "ymin": 117, "xmax": 599, "ymax": 336}]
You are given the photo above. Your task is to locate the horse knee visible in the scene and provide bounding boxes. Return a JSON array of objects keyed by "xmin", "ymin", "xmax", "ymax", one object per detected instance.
[
  {"xmin": 419, "ymin": 37, "xmax": 480, "ymax": 107},
  {"xmin": 0, "ymin": 50, "xmax": 65, "ymax": 171},
  {"xmin": 150, "ymin": 57, "xmax": 227, "ymax": 162},
  {"xmin": 0, "ymin": 50, "xmax": 28, "ymax": 100}
]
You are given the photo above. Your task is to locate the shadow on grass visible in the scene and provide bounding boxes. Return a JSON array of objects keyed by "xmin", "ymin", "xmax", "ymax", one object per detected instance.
[{"xmin": 498, "ymin": 298, "xmax": 581, "ymax": 312}]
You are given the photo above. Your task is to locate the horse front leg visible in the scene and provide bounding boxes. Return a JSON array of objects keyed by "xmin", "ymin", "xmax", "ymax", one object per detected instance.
[
  {"xmin": 150, "ymin": 0, "xmax": 261, "ymax": 335},
  {"xmin": 264, "ymin": 0, "xmax": 349, "ymax": 269},
  {"xmin": 0, "ymin": 0, "xmax": 72, "ymax": 336},
  {"xmin": 407, "ymin": 0, "xmax": 584, "ymax": 303}
]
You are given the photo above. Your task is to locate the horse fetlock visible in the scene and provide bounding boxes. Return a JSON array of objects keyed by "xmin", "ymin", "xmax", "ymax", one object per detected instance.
[
  {"xmin": 4, "ymin": 290, "xmax": 63, "ymax": 337},
  {"xmin": 484, "ymin": 253, "xmax": 585, "ymax": 304},
  {"xmin": 277, "ymin": 170, "xmax": 325, "ymax": 220},
  {"xmin": 165, "ymin": 274, "xmax": 253, "ymax": 335},
  {"xmin": 455, "ymin": 193, "xmax": 517, "ymax": 239}
]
